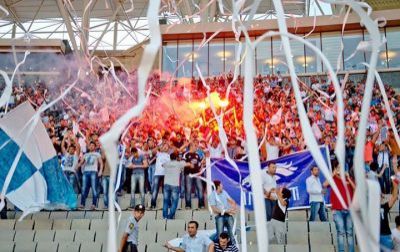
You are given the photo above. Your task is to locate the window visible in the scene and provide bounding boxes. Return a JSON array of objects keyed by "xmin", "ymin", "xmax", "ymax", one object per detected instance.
[
  {"xmin": 364, "ymin": 29, "xmax": 387, "ymax": 69},
  {"xmin": 272, "ymin": 37, "xmax": 289, "ymax": 74},
  {"xmin": 256, "ymin": 38, "xmax": 272, "ymax": 75},
  {"xmin": 177, "ymin": 40, "xmax": 193, "ymax": 78},
  {"xmin": 386, "ymin": 27, "xmax": 400, "ymax": 68},
  {"xmin": 290, "ymin": 37, "xmax": 305, "ymax": 73},
  {"xmin": 225, "ymin": 39, "xmax": 241, "ymax": 75},
  {"xmin": 162, "ymin": 41, "xmax": 177, "ymax": 77},
  {"xmin": 209, "ymin": 39, "xmax": 224, "ymax": 76},
  {"xmin": 343, "ymin": 31, "xmax": 365, "ymax": 70},
  {"xmin": 193, "ymin": 41, "xmax": 208, "ymax": 77},
  {"xmin": 305, "ymin": 34, "xmax": 322, "ymax": 73},
  {"xmin": 321, "ymin": 32, "xmax": 343, "ymax": 71}
]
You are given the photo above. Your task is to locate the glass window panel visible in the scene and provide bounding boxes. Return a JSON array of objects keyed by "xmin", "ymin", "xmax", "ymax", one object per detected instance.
[
  {"xmin": 162, "ymin": 41, "xmax": 178, "ymax": 77},
  {"xmin": 225, "ymin": 40, "xmax": 241, "ymax": 75},
  {"xmin": 193, "ymin": 41, "xmax": 208, "ymax": 77},
  {"xmin": 240, "ymin": 37, "xmax": 255, "ymax": 77},
  {"xmin": 305, "ymin": 34, "xmax": 322, "ymax": 73},
  {"xmin": 386, "ymin": 27, "xmax": 400, "ymax": 68},
  {"xmin": 272, "ymin": 37, "xmax": 289, "ymax": 74},
  {"xmin": 256, "ymin": 38, "xmax": 272, "ymax": 75},
  {"xmin": 177, "ymin": 40, "xmax": 193, "ymax": 78},
  {"xmin": 290, "ymin": 38, "xmax": 305, "ymax": 73},
  {"xmin": 364, "ymin": 29, "xmax": 386, "ymax": 69},
  {"xmin": 343, "ymin": 31, "xmax": 365, "ymax": 70},
  {"xmin": 209, "ymin": 39, "xmax": 224, "ymax": 76},
  {"xmin": 321, "ymin": 32, "xmax": 343, "ymax": 71}
]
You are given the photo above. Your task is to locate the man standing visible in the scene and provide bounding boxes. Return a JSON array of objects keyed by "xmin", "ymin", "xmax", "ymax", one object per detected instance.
[
  {"xmin": 306, "ymin": 166, "xmax": 327, "ymax": 221},
  {"xmin": 151, "ymin": 143, "xmax": 171, "ymax": 209},
  {"xmin": 323, "ymin": 160, "xmax": 356, "ymax": 252},
  {"xmin": 79, "ymin": 142, "xmax": 103, "ymax": 210},
  {"xmin": 214, "ymin": 232, "xmax": 239, "ymax": 252},
  {"xmin": 118, "ymin": 204, "xmax": 146, "ymax": 252},
  {"xmin": 262, "ymin": 163, "xmax": 277, "ymax": 221},
  {"xmin": 61, "ymin": 131, "xmax": 80, "ymax": 194},
  {"xmin": 162, "ymin": 152, "xmax": 192, "ymax": 219},
  {"xmin": 184, "ymin": 143, "xmax": 204, "ymax": 209},
  {"xmin": 164, "ymin": 220, "xmax": 214, "ymax": 252},
  {"xmin": 209, "ymin": 180, "xmax": 237, "ymax": 242},
  {"xmin": 128, "ymin": 148, "xmax": 148, "ymax": 208}
]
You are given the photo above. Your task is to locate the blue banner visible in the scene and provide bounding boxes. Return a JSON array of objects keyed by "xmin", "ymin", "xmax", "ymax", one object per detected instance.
[{"xmin": 211, "ymin": 146, "xmax": 331, "ymax": 210}]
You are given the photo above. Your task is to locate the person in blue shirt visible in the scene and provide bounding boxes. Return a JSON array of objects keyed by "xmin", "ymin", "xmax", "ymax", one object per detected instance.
[
  {"xmin": 164, "ymin": 220, "xmax": 214, "ymax": 252},
  {"xmin": 209, "ymin": 180, "xmax": 237, "ymax": 243}
]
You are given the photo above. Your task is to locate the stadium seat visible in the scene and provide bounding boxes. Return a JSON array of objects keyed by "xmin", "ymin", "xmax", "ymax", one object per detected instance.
[
  {"xmin": 142, "ymin": 210, "xmax": 156, "ymax": 221},
  {"xmin": 0, "ymin": 230, "xmax": 15, "ymax": 241},
  {"xmin": 57, "ymin": 242, "xmax": 80, "ymax": 252},
  {"xmin": 54, "ymin": 230, "xmax": 75, "ymax": 242},
  {"xmin": 14, "ymin": 241, "xmax": 36, "ymax": 252},
  {"xmin": 35, "ymin": 242, "xmax": 58, "ymax": 252},
  {"xmin": 156, "ymin": 231, "xmax": 177, "ymax": 244},
  {"xmin": 95, "ymin": 230, "xmax": 107, "ymax": 243},
  {"xmin": 166, "ymin": 219, "xmax": 186, "ymax": 233},
  {"xmin": 192, "ymin": 210, "xmax": 212, "ymax": 222},
  {"xmin": 0, "ymin": 220, "xmax": 15, "ymax": 229},
  {"xmin": 74, "ymin": 230, "xmax": 95, "ymax": 242},
  {"xmin": 31, "ymin": 212, "xmax": 50, "ymax": 220},
  {"xmin": 0, "ymin": 241, "xmax": 14, "ymax": 252},
  {"xmin": 286, "ymin": 244, "xmax": 309, "ymax": 252},
  {"xmin": 147, "ymin": 219, "xmax": 166, "ymax": 231},
  {"xmin": 138, "ymin": 230, "xmax": 157, "ymax": 245},
  {"xmin": 310, "ymin": 244, "xmax": 335, "ymax": 252},
  {"xmin": 146, "ymin": 243, "xmax": 167, "ymax": 251},
  {"xmin": 14, "ymin": 220, "xmax": 34, "ymax": 230},
  {"xmin": 90, "ymin": 219, "xmax": 107, "ymax": 230},
  {"xmin": 49, "ymin": 212, "xmax": 68, "ymax": 219},
  {"xmin": 85, "ymin": 211, "xmax": 103, "ymax": 219},
  {"xmin": 174, "ymin": 210, "xmax": 193, "ymax": 220},
  {"xmin": 287, "ymin": 210, "xmax": 308, "ymax": 221},
  {"xmin": 309, "ymin": 231, "xmax": 332, "ymax": 244},
  {"xmin": 14, "ymin": 230, "xmax": 35, "ymax": 242},
  {"xmin": 80, "ymin": 242, "xmax": 103, "ymax": 252},
  {"xmin": 67, "ymin": 211, "xmax": 85, "ymax": 219},
  {"xmin": 71, "ymin": 219, "xmax": 91, "ymax": 229},
  {"xmin": 15, "ymin": 212, "xmax": 30, "ymax": 220},
  {"xmin": 287, "ymin": 221, "xmax": 308, "ymax": 233},
  {"xmin": 309, "ymin": 222, "xmax": 331, "ymax": 233},
  {"xmin": 246, "ymin": 231, "xmax": 257, "ymax": 245},
  {"xmin": 119, "ymin": 197, "xmax": 130, "ymax": 209},
  {"xmin": 34, "ymin": 230, "xmax": 55, "ymax": 242},
  {"xmin": 205, "ymin": 219, "xmax": 216, "ymax": 229},
  {"xmin": 52, "ymin": 220, "xmax": 71, "ymax": 230},
  {"xmin": 286, "ymin": 231, "xmax": 308, "ymax": 244},
  {"xmin": 34, "ymin": 219, "xmax": 53, "ymax": 230},
  {"xmin": 268, "ymin": 244, "xmax": 285, "ymax": 252}
]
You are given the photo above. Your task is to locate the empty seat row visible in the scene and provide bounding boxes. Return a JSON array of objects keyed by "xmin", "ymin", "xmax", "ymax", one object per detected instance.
[{"xmin": 0, "ymin": 241, "xmax": 105, "ymax": 252}]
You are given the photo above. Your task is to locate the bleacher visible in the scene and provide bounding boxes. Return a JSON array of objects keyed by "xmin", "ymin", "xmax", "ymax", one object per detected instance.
[{"xmin": 1, "ymin": 196, "xmax": 398, "ymax": 252}]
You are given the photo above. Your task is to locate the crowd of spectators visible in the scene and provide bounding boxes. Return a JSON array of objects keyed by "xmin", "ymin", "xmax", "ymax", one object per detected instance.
[{"xmin": 1, "ymin": 71, "xmax": 400, "ymax": 211}]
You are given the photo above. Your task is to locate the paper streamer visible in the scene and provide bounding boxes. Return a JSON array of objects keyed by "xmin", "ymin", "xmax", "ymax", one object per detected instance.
[
  {"xmin": 99, "ymin": 0, "xmax": 161, "ymax": 251},
  {"xmin": 0, "ymin": 5, "xmax": 9, "ymax": 16}
]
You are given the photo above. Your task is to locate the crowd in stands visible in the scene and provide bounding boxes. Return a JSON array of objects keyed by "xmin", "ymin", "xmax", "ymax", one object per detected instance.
[{"xmin": 2, "ymin": 70, "xmax": 400, "ymax": 251}]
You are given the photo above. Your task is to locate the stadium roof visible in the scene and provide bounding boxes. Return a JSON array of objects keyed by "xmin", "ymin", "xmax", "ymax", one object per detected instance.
[{"xmin": 0, "ymin": 0, "xmax": 397, "ymax": 51}]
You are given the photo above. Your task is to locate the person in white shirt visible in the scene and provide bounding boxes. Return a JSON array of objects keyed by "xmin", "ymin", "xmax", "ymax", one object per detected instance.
[
  {"xmin": 150, "ymin": 143, "xmax": 171, "ymax": 209},
  {"xmin": 391, "ymin": 216, "xmax": 400, "ymax": 252},
  {"xmin": 78, "ymin": 142, "xmax": 103, "ymax": 210},
  {"xmin": 262, "ymin": 163, "xmax": 277, "ymax": 221},
  {"xmin": 306, "ymin": 166, "xmax": 327, "ymax": 221},
  {"xmin": 208, "ymin": 140, "xmax": 224, "ymax": 159}
]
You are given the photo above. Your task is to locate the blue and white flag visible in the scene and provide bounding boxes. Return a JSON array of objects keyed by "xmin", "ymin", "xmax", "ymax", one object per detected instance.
[
  {"xmin": 0, "ymin": 102, "xmax": 76, "ymax": 214},
  {"xmin": 211, "ymin": 146, "xmax": 331, "ymax": 210}
]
